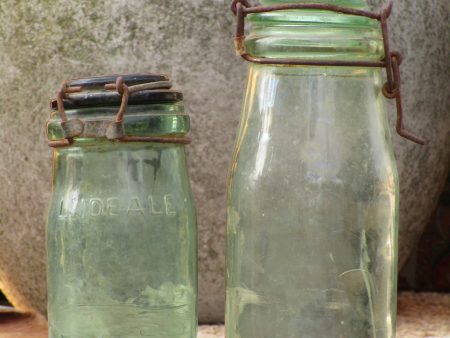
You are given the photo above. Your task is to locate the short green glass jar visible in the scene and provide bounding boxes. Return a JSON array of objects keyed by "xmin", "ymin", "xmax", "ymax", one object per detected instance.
[{"xmin": 46, "ymin": 74, "xmax": 197, "ymax": 338}]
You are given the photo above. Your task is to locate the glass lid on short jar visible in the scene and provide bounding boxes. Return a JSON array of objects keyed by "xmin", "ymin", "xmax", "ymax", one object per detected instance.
[{"xmin": 46, "ymin": 73, "xmax": 190, "ymax": 145}]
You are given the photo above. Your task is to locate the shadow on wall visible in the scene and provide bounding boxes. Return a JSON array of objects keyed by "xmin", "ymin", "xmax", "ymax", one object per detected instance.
[{"xmin": 399, "ymin": 170, "xmax": 450, "ymax": 292}]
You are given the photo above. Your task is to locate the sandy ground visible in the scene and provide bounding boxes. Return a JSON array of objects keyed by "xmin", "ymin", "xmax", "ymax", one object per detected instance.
[{"xmin": 1, "ymin": 292, "xmax": 449, "ymax": 338}]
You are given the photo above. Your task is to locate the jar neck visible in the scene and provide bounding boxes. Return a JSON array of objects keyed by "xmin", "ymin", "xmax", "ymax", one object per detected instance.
[
  {"xmin": 47, "ymin": 103, "xmax": 190, "ymax": 144},
  {"xmin": 245, "ymin": 1, "xmax": 384, "ymax": 62}
]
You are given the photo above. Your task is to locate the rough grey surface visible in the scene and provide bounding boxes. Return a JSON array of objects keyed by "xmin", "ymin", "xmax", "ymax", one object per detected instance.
[
  {"xmin": 374, "ymin": 0, "xmax": 450, "ymax": 269},
  {"xmin": 0, "ymin": 0, "xmax": 448, "ymax": 323}
]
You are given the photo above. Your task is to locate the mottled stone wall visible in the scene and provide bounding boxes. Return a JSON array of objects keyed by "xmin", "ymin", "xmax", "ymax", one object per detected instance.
[{"xmin": 0, "ymin": 0, "xmax": 448, "ymax": 322}]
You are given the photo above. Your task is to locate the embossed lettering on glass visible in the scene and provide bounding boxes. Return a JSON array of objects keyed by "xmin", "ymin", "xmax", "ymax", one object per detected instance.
[{"xmin": 46, "ymin": 74, "xmax": 197, "ymax": 338}]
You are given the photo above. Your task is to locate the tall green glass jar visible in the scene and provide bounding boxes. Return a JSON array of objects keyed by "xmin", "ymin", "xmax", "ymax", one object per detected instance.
[
  {"xmin": 226, "ymin": 1, "xmax": 405, "ymax": 337},
  {"xmin": 46, "ymin": 74, "xmax": 197, "ymax": 338}
]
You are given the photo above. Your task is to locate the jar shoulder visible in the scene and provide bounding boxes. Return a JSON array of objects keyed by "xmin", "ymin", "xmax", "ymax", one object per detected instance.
[{"xmin": 49, "ymin": 144, "xmax": 196, "ymax": 218}]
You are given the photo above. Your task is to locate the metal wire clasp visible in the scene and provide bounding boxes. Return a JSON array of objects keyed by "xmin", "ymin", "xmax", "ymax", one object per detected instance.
[
  {"xmin": 48, "ymin": 82, "xmax": 84, "ymax": 147},
  {"xmin": 48, "ymin": 77, "xmax": 190, "ymax": 147},
  {"xmin": 104, "ymin": 76, "xmax": 190, "ymax": 144},
  {"xmin": 231, "ymin": 0, "xmax": 425, "ymax": 145}
]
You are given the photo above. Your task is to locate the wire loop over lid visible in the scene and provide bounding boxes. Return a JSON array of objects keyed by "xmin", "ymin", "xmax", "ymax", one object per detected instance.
[{"xmin": 230, "ymin": 0, "xmax": 425, "ymax": 145}]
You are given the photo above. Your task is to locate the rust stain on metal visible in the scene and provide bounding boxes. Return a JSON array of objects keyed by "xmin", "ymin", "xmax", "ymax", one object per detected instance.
[
  {"xmin": 104, "ymin": 77, "xmax": 174, "ymax": 125},
  {"xmin": 121, "ymin": 136, "xmax": 191, "ymax": 144},
  {"xmin": 231, "ymin": 0, "xmax": 425, "ymax": 145},
  {"xmin": 106, "ymin": 76, "xmax": 129, "ymax": 124},
  {"xmin": 231, "ymin": 0, "xmax": 390, "ymax": 19},
  {"xmin": 48, "ymin": 139, "xmax": 73, "ymax": 148},
  {"xmin": 389, "ymin": 54, "xmax": 425, "ymax": 145},
  {"xmin": 54, "ymin": 81, "xmax": 83, "ymax": 146}
]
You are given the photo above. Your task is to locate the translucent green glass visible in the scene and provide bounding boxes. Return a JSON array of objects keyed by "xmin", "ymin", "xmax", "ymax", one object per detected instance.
[
  {"xmin": 47, "ymin": 103, "xmax": 189, "ymax": 141},
  {"xmin": 226, "ymin": 1, "xmax": 399, "ymax": 338},
  {"xmin": 47, "ymin": 110, "xmax": 197, "ymax": 336}
]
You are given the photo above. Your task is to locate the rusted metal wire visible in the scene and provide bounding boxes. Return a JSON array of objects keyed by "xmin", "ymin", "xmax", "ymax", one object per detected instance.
[
  {"xmin": 389, "ymin": 54, "xmax": 425, "ymax": 145},
  {"xmin": 380, "ymin": 5, "xmax": 394, "ymax": 94},
  {"xmin": 231, "ymin": 0, "xmax": 391, "ymax": 19},
  {"xmin": 56, "ymin": 81, "xmax": 69, "ymax": 124},
  {"xmin": 54, "ymin": 81, "xmax": 83, "ymax": 145},
  {"xmin": 48, "ymin": 136, "xmax": 190, "ymax": 147},
  {"xmin": 48, "ymin": 139, "xmax": 73, "ymax": 148},
  {"xmin": 56, "ymin": 81, "xmax": 82, "ymax": 123},
  {"xmin": 49, "ymin": 76, "xmax": 190, "ymax": 147},
  {"xmin": 104, "ymin": 78, "xmax": 173, "ymax": 124},
  {"xmin": 231, "ymin": 0, "xmax": 425, "ymax": 145},
  {"xmin": 105, "ymin": 76, "xmax": 130, "ymax": 124},
  {"xmin": 121, "ymin": 136, "xmax": 191, "ymax": 144}
]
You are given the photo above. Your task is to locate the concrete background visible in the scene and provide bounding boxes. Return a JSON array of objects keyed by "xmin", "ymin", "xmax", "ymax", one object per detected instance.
[{"xmin": 0, "ymin": 0, "xmax": 448, "ymax": 323}]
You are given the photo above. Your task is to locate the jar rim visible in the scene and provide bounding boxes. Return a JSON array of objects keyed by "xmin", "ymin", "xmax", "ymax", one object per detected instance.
[{"xmin": 67, "ymin": 73, "xmax": 169, "ymax": 89}]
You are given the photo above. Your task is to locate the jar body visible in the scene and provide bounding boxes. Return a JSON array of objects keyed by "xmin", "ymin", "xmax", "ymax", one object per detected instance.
[
  {"xmin": 226, "ymin": 65, "xmax": 399, "ymax": 338},
  {"xmin": 47, "ymin": 141, "xmax": 197, "ymax": 338}
]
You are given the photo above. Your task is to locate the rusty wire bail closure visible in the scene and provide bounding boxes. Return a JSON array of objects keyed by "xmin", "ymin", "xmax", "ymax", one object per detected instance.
[
  {"xmin": 51, "ymin": 81, "xmax": 84, "ymax": 147},
  {"xmin": 48, "ymin": 76, "xmax": 191, "ymax": 148},
  {"xmin": 104, "ymin": 76, "xmax": 191, "ymax": 144},
  {"xmin": 231, "ymin": 0, "xmax": 425, "ymax": 145},
  {"xmin": 104, "ymin": 76, "xmax": 131, "ymax": 140}
]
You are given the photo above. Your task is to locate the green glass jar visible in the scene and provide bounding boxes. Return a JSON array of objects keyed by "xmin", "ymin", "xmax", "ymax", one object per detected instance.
[
  {"xmin": 46, "ymin": 74, "xmax": 197, "ymax": 338},
  {"xmin": 225, "ymin": 1, "xmax": 417, "ymax": 337}
]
